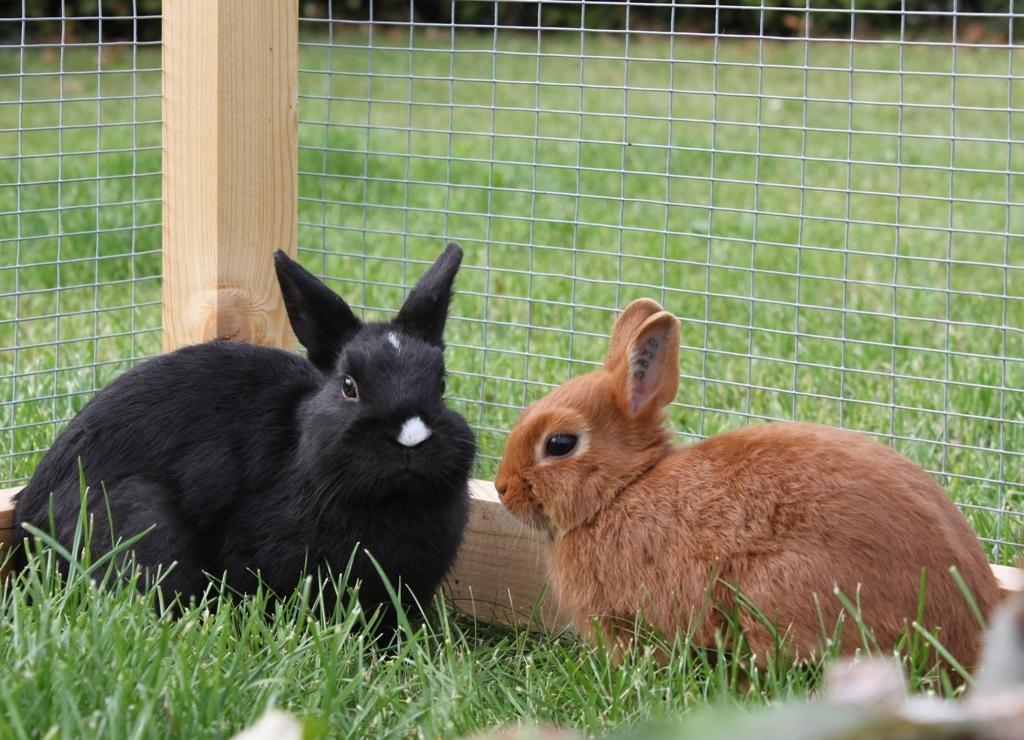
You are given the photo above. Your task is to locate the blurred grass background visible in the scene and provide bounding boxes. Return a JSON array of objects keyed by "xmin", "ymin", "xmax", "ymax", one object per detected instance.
[
  {"xmin": 294, "ymin": 29, "xmax": 1023, "ymax": 562},
  {"xmin": 1, "ymin": 29, "xmax": 1021, "ymax": 562}
]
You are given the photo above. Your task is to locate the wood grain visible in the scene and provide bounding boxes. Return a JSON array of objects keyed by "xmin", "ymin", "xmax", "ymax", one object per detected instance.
[
  {"xmin": 443, "ymin": 480, "xmax": 569, "ymax": 631},
  {"xmin": 162, "ymin": 0, "xmax": 298, "ymax": 351}
]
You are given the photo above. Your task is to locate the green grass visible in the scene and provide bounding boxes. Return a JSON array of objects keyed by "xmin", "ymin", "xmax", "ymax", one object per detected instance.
[
  {"xmin": 0, "ymin": 30, "xmax": 1022, "ymax": 737},
  {"xmin": 0, "ymin": 569, "xmax": 815, "ymax": 738},
  {"xmin": 0, "ymin": 504, "xmax": 976, "ymax": 739}
]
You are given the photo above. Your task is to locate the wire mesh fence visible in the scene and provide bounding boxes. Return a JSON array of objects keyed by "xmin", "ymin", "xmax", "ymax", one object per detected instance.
[
  {"xmin": 297, "ymin": 1, "xmax": 1022, "ymax": 563},
  {"xmin": 0, "ymin": 2, "xmax": 162, "ymax": 488},
  {"xmin": 0, "ymin": 2, "xmax": 1019, "ymax": 564}
]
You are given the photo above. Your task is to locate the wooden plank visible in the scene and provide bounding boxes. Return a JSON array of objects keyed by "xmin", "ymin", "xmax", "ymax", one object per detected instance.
[
  {"xmin": 0, "ymin": 486, "xmax": 14, "ymax": 533},
  {"xmin": 443, "ymin": 482, "xmax": 1024, "ymax": 628},
  {"xmin": 1, "ymin": 481, "xmax": 1020, "ymax": 614},
  {"xmin": 1, "ymin": 486, "xmax": 17, "ymax": 578},
  {"xmin": 444, "ymin": 480, "xmax": 569, "ymax": 631},
  {"xmin": 993, "ymin": 564, "xmax": 1024, "ymax": 599},
  {"xmin": 162, "ymin": 0, "xmax": 298, "ymax": 351}
]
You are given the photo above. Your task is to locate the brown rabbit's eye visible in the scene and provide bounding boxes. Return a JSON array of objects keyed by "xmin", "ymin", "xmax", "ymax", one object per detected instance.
[
  {"xmin": 544, "ymin": 434, "xmax": 578, "ymax": 458},
  {"xmin": 341, "ymin": 375, "xmax": 359, "ymax": 400}
]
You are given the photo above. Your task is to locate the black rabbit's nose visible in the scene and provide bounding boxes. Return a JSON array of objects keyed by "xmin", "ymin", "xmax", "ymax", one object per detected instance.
[{"xmin": 396, "ymin": 415, "xmax": 432, "ymax": 448}]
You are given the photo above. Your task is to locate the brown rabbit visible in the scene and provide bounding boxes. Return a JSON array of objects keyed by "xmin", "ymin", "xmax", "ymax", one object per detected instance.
[{"xmin": 495, "ymin": 298, "xmax": 1000, "ymax": 667}]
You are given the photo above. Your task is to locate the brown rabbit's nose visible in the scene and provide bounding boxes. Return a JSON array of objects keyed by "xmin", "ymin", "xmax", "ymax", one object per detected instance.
[{"xmin": 494, "ymin": 479, "xmax": 507, "ymax": 497}]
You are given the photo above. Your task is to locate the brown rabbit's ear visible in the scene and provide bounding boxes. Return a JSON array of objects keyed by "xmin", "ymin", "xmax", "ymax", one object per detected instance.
[
  {"xmin": 614, "ymin": 310, "xmax": 680, "ymax": 416},
  {"xmin": 604, "ymin": 298, "xmax": 666, "ymax": 370}
]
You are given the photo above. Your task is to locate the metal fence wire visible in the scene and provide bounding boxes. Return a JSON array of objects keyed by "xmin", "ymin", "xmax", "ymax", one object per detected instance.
[
  {"xmin": 1, "ymin": 2, "xmax": 1021, "ymax": 565},
  {"xmin": 296, "ymin": 1, "xmax": 1022, "ymax": 564},
  {"xmin": 0, "ymin": 3, "xmax": 162, "ymax": 487}
]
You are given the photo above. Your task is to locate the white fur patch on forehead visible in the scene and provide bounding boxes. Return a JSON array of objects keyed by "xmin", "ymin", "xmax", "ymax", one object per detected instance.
[
  {"xmin": 387, "ymin": 331, "xmax": 401, "ymax": 351},
  {"xmin": 397, "ymin": 416, "xmax": 432, "ymax": 447}
]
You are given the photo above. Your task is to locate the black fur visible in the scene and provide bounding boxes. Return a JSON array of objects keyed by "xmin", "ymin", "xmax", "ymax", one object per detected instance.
[{"xmin": 13, "ymin": 243, "xmax": 476, "ymax": 632}]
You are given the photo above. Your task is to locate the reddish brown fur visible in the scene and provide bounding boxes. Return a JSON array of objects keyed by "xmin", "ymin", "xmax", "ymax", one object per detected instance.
[{"xmin": 495, "ymin": 299, "xmax": 1000, "ymax": 667}]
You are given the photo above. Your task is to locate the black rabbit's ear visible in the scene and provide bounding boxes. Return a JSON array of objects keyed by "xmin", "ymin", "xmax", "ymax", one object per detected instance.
[
  {"xmin": 274, "ymin": 250, "xmax": 361, "ymax": 372},
  {"xmin": 393, "ymin": 242, "xmax": 463, "ymax": 346}
]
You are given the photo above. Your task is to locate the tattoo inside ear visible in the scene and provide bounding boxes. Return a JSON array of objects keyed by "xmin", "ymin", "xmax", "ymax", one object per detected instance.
[
  {"xmin": 629, "ymin": 334, "xmax": 664, "ymax": 413},
  {"xmin": 631, "ymin": 335, "xmax": 662, "ymax": 381}
]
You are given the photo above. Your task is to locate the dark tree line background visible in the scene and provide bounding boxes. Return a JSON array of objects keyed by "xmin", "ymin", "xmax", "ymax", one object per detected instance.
[{"xmin": 2, "ymin": 1, "xmax": 1019, "ymax": 44}]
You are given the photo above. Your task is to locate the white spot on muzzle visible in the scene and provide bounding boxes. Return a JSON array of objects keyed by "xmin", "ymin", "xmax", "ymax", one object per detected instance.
[
  {"xmin": 397, "ymin": 416, "xmax": 432, "ymax": 447},
  {"xmin": 387, "ymin": 332, "xmax": 401, "ymax": 350}
]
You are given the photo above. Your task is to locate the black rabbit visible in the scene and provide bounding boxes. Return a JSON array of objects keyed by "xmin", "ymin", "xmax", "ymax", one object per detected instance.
[{"xmin": 13, "ymin": 243, "xmax": 477, "ymax": 632}]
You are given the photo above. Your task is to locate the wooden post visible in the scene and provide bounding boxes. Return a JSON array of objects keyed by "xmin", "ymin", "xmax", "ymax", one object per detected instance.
[{"xmin": 162, "ymin": 0, "xmax": 298, "ymax": 350}]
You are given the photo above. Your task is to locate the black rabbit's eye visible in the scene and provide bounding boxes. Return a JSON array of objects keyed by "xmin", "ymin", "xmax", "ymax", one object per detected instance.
[
  {"xmin": 341, "ymin": 375, "xmax": 359, "ymax": 400},
  {"xmin": 544, "ymin": 433, "xmax": 578, "ymax": 458}
]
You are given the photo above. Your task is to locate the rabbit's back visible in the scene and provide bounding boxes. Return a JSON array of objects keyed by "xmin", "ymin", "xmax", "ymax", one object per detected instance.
[
  {"xmin": 684, "ymin": 423, "xmax": 982, "ymax": 561},
  {"xmin": 14, "ymin": 341, "xmax": 317, "ymax": 563},
  {"xmin": 697, "ymin": 423, "xmax": 999, "ymax": 663},
  {"xmin": 558, "ymin": 422, "xmax": 999, "ymax": 665}
]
